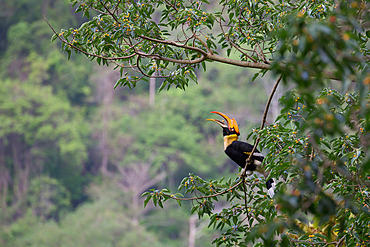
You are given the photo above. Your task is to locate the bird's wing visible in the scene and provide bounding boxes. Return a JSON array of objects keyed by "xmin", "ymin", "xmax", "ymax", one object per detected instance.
[{"xmin": 231, "ymin": 141, "xmax": 264, "ymax": 162}]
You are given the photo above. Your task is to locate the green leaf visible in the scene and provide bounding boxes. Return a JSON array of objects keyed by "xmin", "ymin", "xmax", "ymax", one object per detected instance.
[
  {"xmin": 84, "ymin": 10, "xmax": 90, "ymax": 19},
  {"xmin": 141, "ymin": 191, "xmax": 150, "ymax": 197},
  {"xmin": 251, "ymin": 72, "xmax": 259, "ymax": 82},
  {"xmin": 321, "ymin": 140, "xmax": 331, "ymax": 150},
  {"xmin": 227, "ymin": 48, "xmax": 231, "ymax": 57},
  {"xmin": 158, "ymin": 81, "xmax": 168, "ymax": 92},
  {"xmin": 66, "ymin": 49, "xmax": 71, "ymax": 60},
  {"xmin": 190, "ymin": 205, "xmax": 198, "ymax": 214},
  {"xmin": 174, "ymin": 193, "xmax": 184, "ymax": 198},
  {"xmin": 161, "ymin": 188, "xmax": 170, "ymax": 193},
  {"xmin": 152, "ymin": 196, "xmax": 157, "ymax": 207},
  {"xmin": 143, "ymin": 195, "xmax": 152, "ymax": 208},
  {"xmin": 314, "ymin": 233, "xmax": 328, "ymax": 240},
  {"xmin": 51, "ymin": 34, "xmax": 58, "ymax": 42}
]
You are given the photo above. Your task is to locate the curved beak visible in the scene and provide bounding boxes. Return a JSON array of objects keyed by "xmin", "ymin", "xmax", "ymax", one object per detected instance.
[
  {"xmin": 206, "ymin": 118, "xmax": 228, "ymax": 128},
  {"xmin": 207, "ymin": 111, "xmax": 240, "ymax": 134}
]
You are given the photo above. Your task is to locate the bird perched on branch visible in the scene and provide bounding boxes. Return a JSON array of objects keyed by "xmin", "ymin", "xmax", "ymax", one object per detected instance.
[{"xmin": 207, "ymin": 111, "xmax": 275, "ymax": 197}]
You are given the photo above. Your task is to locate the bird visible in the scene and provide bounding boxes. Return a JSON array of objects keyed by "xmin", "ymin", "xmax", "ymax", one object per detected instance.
[{"xmin": 207, "ymin": 111, "xmax": 275, "ymax": 197}]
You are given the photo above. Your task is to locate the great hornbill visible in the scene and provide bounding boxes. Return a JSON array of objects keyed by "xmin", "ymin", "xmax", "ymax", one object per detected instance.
[{"xmin": 207, "ymin": 111, "xmax": 275, "ymax": 197}]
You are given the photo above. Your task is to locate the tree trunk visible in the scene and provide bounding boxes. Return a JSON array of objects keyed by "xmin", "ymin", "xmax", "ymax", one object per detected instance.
[
  {"xmin": 188, "ymin": 215, "xmax": 197, "ymax": 247},
  {"xmin": 149, "ymin": 74, "xmax": 156, "ymax": 106},
  {"xmin": 0, "ymin": 139, "xmax": 10, "ymax": 211},
  {"xmin": 11, "ymin": 135, "xmax": 29, "ymax": 213},
  {"xmin": 94, "ymin": 67, "xmax": 116, "ymax": 176}
]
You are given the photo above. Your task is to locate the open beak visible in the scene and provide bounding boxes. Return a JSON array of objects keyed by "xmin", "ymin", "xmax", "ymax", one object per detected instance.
[{"xmin": 206, "ymin": 111, "xmax": 240, "ymax": 134}]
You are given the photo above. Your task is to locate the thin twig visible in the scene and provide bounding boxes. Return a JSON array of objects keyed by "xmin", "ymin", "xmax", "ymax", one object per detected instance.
[
  {"xmin": 85, "ymin": 2, "xmax": 109, "ymax": 15},
  {"xmin": 242, "ymin": 177, "xmax": 250, "ymax": 219},
  {"xmin": 113, "ymin": 0, "xmax": 122, "ymax": 15},
  {"xmin": 99, "ymin": 0, "xmax": 121, "ymax": 24},
  {"xmin": 138, "ymin": 35, "xmax": 208, "ymax": 56},
  {"xmin": 163, "ymin": 0, "xmax": 179, "ymax": 13},
  {"xmin": 335, "ymin": 236, "xmax": 345, "ymax": 247},
  {"xmin": 137, "ymin": 51, "xmax": 207, "ymax": 65},
  {"xmin": 195, "ymin": 36, "xmax": 213, "ymax": 55},
  {"xmin": 243, "ymin": 75, "xmax": 282, "ymax": 175},
  {"xmin": 171, "ymin": 180, "xmax": 243, "ymax": 201}
]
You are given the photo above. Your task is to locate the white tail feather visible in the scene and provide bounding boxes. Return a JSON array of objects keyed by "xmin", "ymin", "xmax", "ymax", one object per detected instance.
[{"xmin": 268, "ymin": 182, "xmax": 275, "ymax": 198}]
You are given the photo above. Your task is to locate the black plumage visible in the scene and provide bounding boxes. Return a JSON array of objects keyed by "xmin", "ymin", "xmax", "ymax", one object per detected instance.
[{"xmin": 225, "ymin": 141, "xmax": 263, "ymax": 171}]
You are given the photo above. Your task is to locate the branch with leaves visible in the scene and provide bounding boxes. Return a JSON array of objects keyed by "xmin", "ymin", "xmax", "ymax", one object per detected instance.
[{"xmin": 47, "ymin": 0, "xmax": 364, "ymax": 90}]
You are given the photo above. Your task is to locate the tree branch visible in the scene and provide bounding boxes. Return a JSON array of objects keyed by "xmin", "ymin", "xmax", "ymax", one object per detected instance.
[
  {"xmin": 138, "ymin": 35, "xmax": 208, "ymax": 56},
  {"xmin": 171, "ymin": 179, "xmax": 243, "ymax": 201},
  {"xmin": 208, "ymin": 53, "xmax": 270, "ymax": 69},
  {"xmin": 243, "ymin": 75, "xmax": 282, "ymax": 175},
  {"xmin": 46, "ymin": 19, "xmax": 343, "ymax": 80}
]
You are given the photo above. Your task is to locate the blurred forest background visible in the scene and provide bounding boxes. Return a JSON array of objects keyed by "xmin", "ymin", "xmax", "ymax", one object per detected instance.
[{"xmin": 0, "ymin": 1, "xmax": 281, "ymax": 246}]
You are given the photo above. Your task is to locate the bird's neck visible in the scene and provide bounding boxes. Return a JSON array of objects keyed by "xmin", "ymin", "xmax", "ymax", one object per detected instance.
[{"xmin": 223, "ymin": 134, "xmax": 239, "ymax": 150}]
